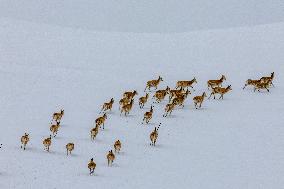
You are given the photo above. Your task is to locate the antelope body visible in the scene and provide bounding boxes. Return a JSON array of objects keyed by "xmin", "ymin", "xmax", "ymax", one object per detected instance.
[
  {"xmin": 260, "ymin": 72, "xmax": 274, "ymax": 87},
  {"xmin": 20, "ymin": 133, "xmax": 29, "ymax": 150},
  {"xmin": 209, "ymin": 85, "xmax": 232, "ymax": 99},
  {"xmin": 100, "ymin": 98, "xmax": 114, "ymax": 113},
  {"xmin": 168, "ymin": 88, "xmax": 183, "ymax": 102},
  {"xmin": 51, "ymin": 109, "xmax": 64, "ymax": 123},
  {"xmin": 88, "ymin": 158, "xmax": 96, "ymax": 175},
  {"xmin": 153, "ymin": 91, "xmax": 167, "ymax": 103},
  {"xmin": 95, "ymin": 113, "xmax": 107, "ymax": 129},
  {"xmin": 90, "ymin": 126, "xmax": 99, "ymax": 141},
  {"xmin": 114, "ymin": 140, "xmax": 122, "ymax": 153},
  {"xmin": 150, "ymin": 127, "xmax": 159, "ymax": 146},
  {"xmin": 142, "ymin": 105, "xmax": 153, "ymax": 124},
  {"xmin": 107, "ymin": 150, "xmax": 115, "ymax": 166},
  {"xmin": 50, "ymin": 121, "xmax": 60, "ymax": 137},
  {"xmin": 43, "ymin": 135, "xmax": 52, "ymax": 152},
  {"xmin": 176, "ymin": 78, "xmax": 197, "ymax": 90},
  {"xmin": 66, "ymin": 143, "xmax": 74, "ymax": 156},
  {"xmin": 163, "ymin": 102, "xmax": 176, "ymax": 117},
  {"xmin": 119, "ymin": 97, "xmax": 131, "ymax": 110},
  {"xmin": 193, "ymin": 92, "xmax": 207, "ymax": 109},
  {"xmin": 254, "ymin": 82, "xmax": 270, "ymax": 92},
  {"xmin": 123, "ymin": 90, "xmax": 138, "ymax": 99},
  {"xmin": 139, "ymin": 93, "xmax": 149, "ymax": 108},
  {"xmin": 120, "ymin": 99, "xmax": 134, "ymax": 116},
  {"xmin": 243, "ymin": 79, "xmax": 261, "ymax": 89},
  {"xmin": 207, "ymin": 75, "xmax": 226, "ymax": 89},
  {"xmin": 144, "ymin": 76, "xmax": 163, "ymax": 91}
]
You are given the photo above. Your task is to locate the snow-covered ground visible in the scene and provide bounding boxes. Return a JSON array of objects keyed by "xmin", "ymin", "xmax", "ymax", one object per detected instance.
[{"xmin": 0, "ymin": 3, "xmax": 284, "ymax": 189}]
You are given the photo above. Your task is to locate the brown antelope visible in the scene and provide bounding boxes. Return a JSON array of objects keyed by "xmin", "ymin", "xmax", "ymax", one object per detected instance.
[
  {"xmin": 114, "ymin": 140, "xmax": 122, "ymax": 153},
  {"xmin": 43, "ymin": 135, "xmax": 52, "ymax": 152},
  {"xmin": 155, "ymin": 86, "xmax": 170, "ymax": 96},
  {"xmin": 176, "ymin": 77, "xmax": 197, "ymax": 90},
  {"xmin": 144, "ymin": 76, "xmax": 163, "ymax": 91},
  {"xmin": 95, "ymin": 113, "xmax": 107, "ymax": 129},
  {"xmin": 50, "ymin": 121, "xmax": 60, "ymax": 137},
  {"xmin": 193, "ymin": 92, "xmax": 207, "ymax": 109},
  {"xmin": 107, "ymin": 150, "xmax": 115, "ymax": 166},
  {"xmin": 139, "ymin": 93, "xmax": 149, "ymax": 108},
  {"xmin": 20, "ymin": 133, "xmax": 29, "ymax": 150},
  {"xmin": 243, "ymin": 79, "xmax": 261, "ymax": 89},
  {"xmin": 51, "ymin": 109, "xmax": 64, "ymax": 123},
  {"xmin": 119, "ymin": 97, "xmax": 131, "ymax": 110},
  {"xmin": 209, "ymin": 85, "xmax": 232, "ymax": 99},
  {"xmin": 88, "ymin": 158, "xmax": 96, "ymax": 175},
  {"xmin": 254, "ymin": 82, "xmax": 270, "ymax": 92},
  {"xmin": 163, "ymin": 101, "xmax": 177, "ymax": 117},
  {"xmin": 260, "ymin": 72, "xmax": 274, "ymax": 87},
  {"xmin": 172, "ymin": 89, "xmax": 190, "ymax": 108},
  {"xmin": 120, "ymin": 99, "xmax": 134, "ymax": 116},
  {"xmin": 150, "ymin": 125, "xmax": 160, "ymax": 146},
  {"xmin": 100, "ymin": 98, "xmax": 114, "ymax": 113},
  {"xmin": 66, "ymin": 143, "xmax": 74, "ymax": 156},
  {"xmin": 207, "ymin": 75, "xmax": 226, "ymax": 89},
  {"xmin": 90, "ymin": 125, "xmax": 99, "ymax": 141},
  {"xmin": 142, "ymin": 105, "xmax": 154, "ymax": 124},
  {"xmin": 167, "ymin": 87, "xmax": 183, "ymax": 102},
  {"xmin": 153, "ymin": 91, "xmax": 167, "ymax": 103},
  {"xmin": 174, "ymin": 89, "xmax": 191, "ymax": 99},
  {"xmin": 123, "ymin": 90, "xmax": 138, "ymax": 99}
]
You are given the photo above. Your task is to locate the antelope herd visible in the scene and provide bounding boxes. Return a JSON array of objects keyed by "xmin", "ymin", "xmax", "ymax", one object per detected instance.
[{"xmin": 15, "ymin": 72, "xmax": 274, "ymax": 175}]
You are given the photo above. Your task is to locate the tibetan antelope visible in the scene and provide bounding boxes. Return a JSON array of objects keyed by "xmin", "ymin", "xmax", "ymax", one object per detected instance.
[
  {"xmin": 155, "ymin": 86, "xmax": 170, "ymax": 96},
  {"xmin": 153, "ymin": 88, "xmax": 169, "ymax": 103},
  {"xmin": 43, "ymin": 135, "xmax": 52, "ymax": 152},
  {"xmin": 168, "ymin": 88, "xmax": 183, "ymax": 102},
  {"xmin": 100, "ymin": 98, "xmax": 114, "ymax": 113},
  {"xmin": 66, "ymin": 143, "xmax": 74, "ymax": 156},
  {"xmin": 142, "ymin": 105, "xmax": 154, "ymax": 124},
  {"xmin": 20, "ymin": 133, "xmax": 29, "ymax": 150},
  {"xmin": 176, "ymin": 77, "xmax": 197, "ymax": 90},
  {"xmin": 260, "ymin": 72, "xmax": 274, "ymax": 87},
  {"xmin": 114, "ymin": 140, "xmax": 122, "ymax": 153},
  {"xmin": 51, "ymin": 109, "xmax": 64, "ymax": 123},
  {"xmin": 207, "ymin": 75, "xmax": 226, "ymax": 89},
  {"xmin": 90, "ymin": 125, "xmax": 99, "ymax": 141},
  {"xmin": 120, "ymin": 99, "xmax": 134, "ymax": 116},
  {"xmin": 119, "ymin": 97, "xmax": 131, "ymax": 110},
  {"xmin": 123, "ymin": 90, "xmax": 138, "ymax": 99},
  {"xmin": 50, "ymin": 121, "xmax": 60, "ymax": 137},
  {"xmin": 144, "ymin": 76, "xmax": 163, "ymax": 91},
  {"xmin": 172, "ymin": 89, "xmax": 190, "ymax": 108},
  {"xmin": 243, "ymin": 79, "xmax": 261, "ymax": 89},
  {"xmin": 88, "ymin": 158, "xmax": 96, "ymax": 175},
  {"xmin": 150, "ymin": 125, "xmax": 160, "ymax": 146},
  {"xmin": 209, "ymin": 85, "xmax": 232, "ymax": 99},
  {"xmin": 107, "ymin": 150, "xmax": 115, "ymax": 166},
  {"xmin": 95, "ymin": 113, "xmax": 107, "ymax": 129},
  {"xmin": 163, "ymin": 101, "xmax": 177, "ymax": 117},
  {"xmin": 193, "ymin": 92, "xmax": 207, "ymax": 109},
  {"xmin": 139, "ymin": 93, "xmax": 149, "ymax": 108},
  {"xmin": 254, "ymin": 82, "xmax": 270, "ymax": 92}
]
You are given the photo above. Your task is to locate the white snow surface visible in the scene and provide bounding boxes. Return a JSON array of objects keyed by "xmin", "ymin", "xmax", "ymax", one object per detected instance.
[
  {"xmin": 1, "ymin": 0, "xmax": 284, "ymax": 33},
  {"xmin": 0, "ymin": 10, "xmax": 284, "ymax": 189}
]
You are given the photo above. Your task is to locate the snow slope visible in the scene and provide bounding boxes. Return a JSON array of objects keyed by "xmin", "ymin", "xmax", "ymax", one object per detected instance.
[
  {"xmin": 0, "ymin": 17, "xmax": 284, "ymax": 189},
  {"xmin": 1, "ymin": 0, "xmax": 284, "ymax": 32}
]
